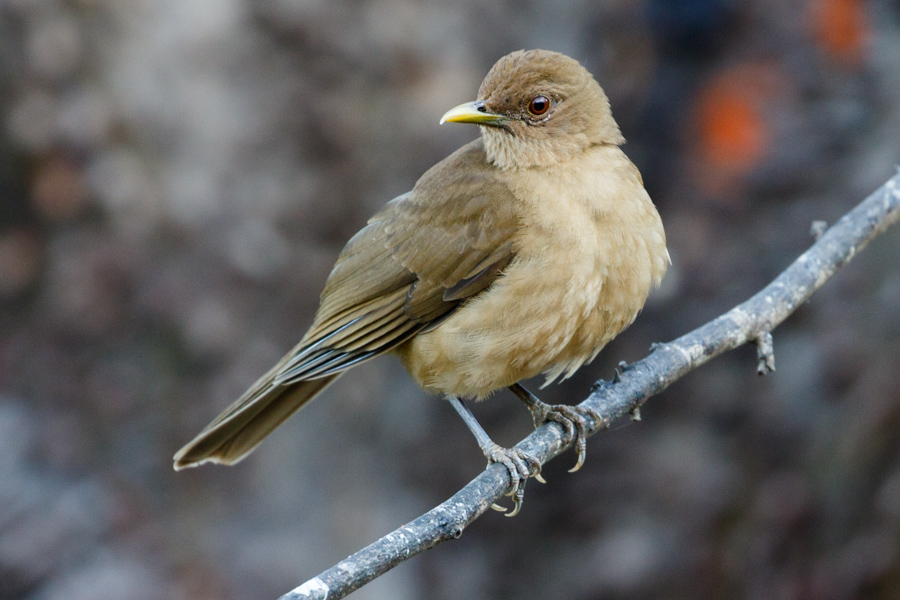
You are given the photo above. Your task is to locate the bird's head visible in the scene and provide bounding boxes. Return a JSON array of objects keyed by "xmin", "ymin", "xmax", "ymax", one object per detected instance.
[{"xmin": 440, "ymin": 49, "xmax": 624, "ymax": 170}]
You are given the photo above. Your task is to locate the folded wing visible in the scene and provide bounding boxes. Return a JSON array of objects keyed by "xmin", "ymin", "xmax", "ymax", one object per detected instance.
[{"xmin": 173, "ymin": 140, "xmax": 519, "ymax": 468}]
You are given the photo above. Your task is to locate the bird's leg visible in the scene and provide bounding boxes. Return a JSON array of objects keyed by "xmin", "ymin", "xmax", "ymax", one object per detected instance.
[
  {"xmin": 446, "ymin": 396, "xmax": 541, "ymax": 517},
  {"xmin": 508, "ymin": 383, "xmax": 602, "ymax": 473}
]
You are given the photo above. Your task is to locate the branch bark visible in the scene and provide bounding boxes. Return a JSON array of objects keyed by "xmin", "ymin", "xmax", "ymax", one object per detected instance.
[{"xmin": 280, "ymin": 171, "xmax": 900, "ymax": 600}]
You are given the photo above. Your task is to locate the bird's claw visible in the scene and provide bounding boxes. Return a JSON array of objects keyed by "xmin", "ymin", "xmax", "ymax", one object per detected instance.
[
  {"xmin": 484, "ymin": 443, "xmax": 541, "ymax": 517},
  {"xmin": 534, "ymin": 404, "xmax": 602, "ymax": 473}
]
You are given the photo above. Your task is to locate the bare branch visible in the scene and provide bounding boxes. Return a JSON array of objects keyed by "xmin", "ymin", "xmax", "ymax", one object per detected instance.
[{"xmin": 280, "ymin": 172, "xmax": 900, "ymax": 600}]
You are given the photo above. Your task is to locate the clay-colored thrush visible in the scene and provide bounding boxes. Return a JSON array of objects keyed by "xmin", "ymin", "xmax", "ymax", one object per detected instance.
[{"xmin": 174, "ymin": 49, "xmax": 668, "ymax": 515}]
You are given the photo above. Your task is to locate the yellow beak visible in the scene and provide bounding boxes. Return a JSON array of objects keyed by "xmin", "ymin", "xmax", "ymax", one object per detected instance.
[{"xmin": 439, "ymin": 101, "xmax": 507, "ymax": 125}]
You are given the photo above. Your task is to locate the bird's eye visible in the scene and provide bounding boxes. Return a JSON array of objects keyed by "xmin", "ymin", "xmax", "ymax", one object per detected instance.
[{"xmin": 528, "ymin": 95, "xmax": 551, "ymax": 116}]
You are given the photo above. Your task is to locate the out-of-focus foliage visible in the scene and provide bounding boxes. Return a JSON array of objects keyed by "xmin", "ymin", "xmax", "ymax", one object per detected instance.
[{"xmin": 1, "ymin": 1, "xmax": 899, "ymax": 599}]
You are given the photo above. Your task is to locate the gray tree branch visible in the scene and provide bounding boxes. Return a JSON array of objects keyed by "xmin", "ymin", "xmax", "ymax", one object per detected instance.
[{"xmin": 280, "ymin": 171, "xmax": 900, "ymax": 600}]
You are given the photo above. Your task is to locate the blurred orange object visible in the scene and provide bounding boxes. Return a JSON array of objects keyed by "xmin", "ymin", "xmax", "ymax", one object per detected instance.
[
  {"xmin": 692, "ymin": 63, "xmax": 777, "ymax": 199},
  {"xmin": 810, "ymin": 0, "xmax": 869, "ymax": 64},
  {"xmin": 697, "ymin": 78, "xmax": 767, "ymax": 172}
]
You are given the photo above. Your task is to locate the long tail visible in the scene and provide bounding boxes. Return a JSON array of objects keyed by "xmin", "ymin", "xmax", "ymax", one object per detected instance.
[{"xmin": 173, "ymin": 374, "xmax": 340, "ymax": 470}]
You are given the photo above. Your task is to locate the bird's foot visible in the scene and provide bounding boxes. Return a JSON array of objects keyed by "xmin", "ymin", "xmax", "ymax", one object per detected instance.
[
  {"xmin": 483, "ymin": 442, "xmax": 542, "ymax": 517},
  {"xmin": 532, "ymin": 403, "xmax": 601, "ymax": 473},
  {"xmin": 508, "ymin": 383, "xmax": 600, "ymax": 473},
  {"xmin": 446, "ymin": 396, "xmax": 542, "ymax": 517}
]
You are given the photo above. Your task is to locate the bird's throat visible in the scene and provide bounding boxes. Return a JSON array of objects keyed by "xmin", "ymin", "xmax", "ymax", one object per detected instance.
[{"xmin": 480, "ymin": 125, "xmax": 589, "ymax": 171}]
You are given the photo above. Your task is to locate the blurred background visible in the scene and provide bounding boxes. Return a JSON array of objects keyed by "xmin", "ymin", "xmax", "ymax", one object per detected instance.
[{"xmin": 1, "ymin": 1, "xmax": 899, "ymax": 599}]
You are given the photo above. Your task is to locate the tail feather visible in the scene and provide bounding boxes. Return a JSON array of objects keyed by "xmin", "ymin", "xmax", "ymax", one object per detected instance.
[{"xmin": 173, "ymin": 375, "xmax": 340, "ymax": 470}]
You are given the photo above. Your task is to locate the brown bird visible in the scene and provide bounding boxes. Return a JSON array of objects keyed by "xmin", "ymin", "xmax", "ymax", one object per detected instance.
[{"xmin": 174, "ymin": 49, "xmax": 668, "ymax": 516}]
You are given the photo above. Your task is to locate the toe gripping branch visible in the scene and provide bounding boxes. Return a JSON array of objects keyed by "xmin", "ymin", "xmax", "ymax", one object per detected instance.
[{"xmin": 508, "ymin": 384, "xmax": 603, "ymax": 475}]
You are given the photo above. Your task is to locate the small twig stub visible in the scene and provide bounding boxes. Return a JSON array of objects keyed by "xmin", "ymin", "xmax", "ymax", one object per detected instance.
[{"xmin": 755, "ymin": 332, "xmax": 776, "ymax": 375}]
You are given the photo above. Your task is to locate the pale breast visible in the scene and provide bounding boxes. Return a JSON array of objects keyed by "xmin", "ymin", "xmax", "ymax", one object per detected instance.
[{"xmin": 397, "ymin": 145, "xmax": 667, "ymax": 399}]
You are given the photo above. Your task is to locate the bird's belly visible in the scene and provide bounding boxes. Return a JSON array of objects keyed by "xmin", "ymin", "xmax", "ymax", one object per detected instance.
[{"xmin": 396, "ymin": 228, "xmax": 654, "ymax": 399}]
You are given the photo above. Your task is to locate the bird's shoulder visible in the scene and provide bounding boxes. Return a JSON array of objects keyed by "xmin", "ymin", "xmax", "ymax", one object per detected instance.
[
  {"xmin": 326, "ymin": 138, "xmax": 519, "ymax": 284},
  {"xmin": 375, "ymin": 139, "xmax": 520, "ymax": 243}
]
